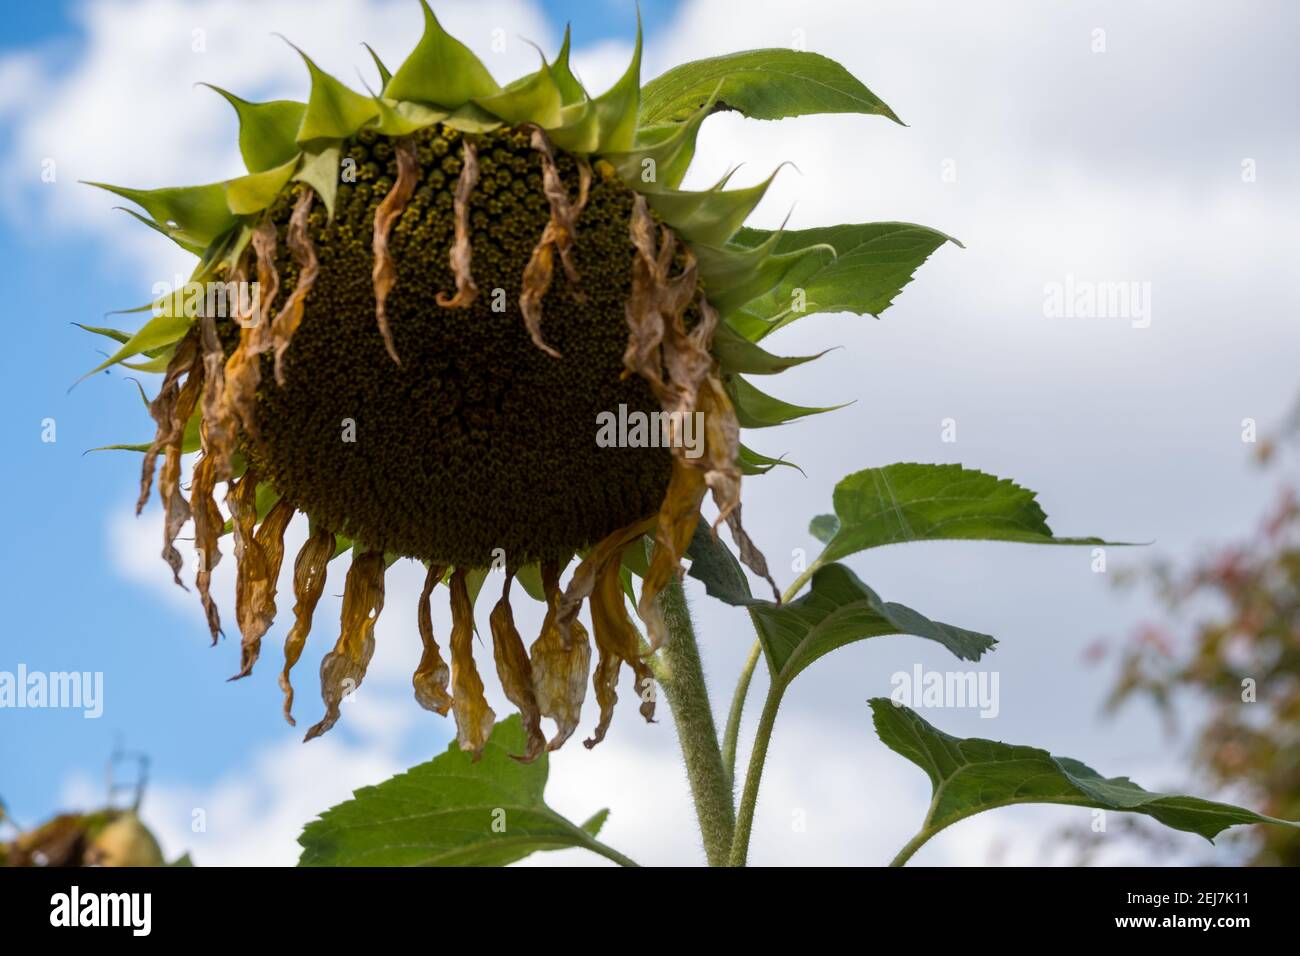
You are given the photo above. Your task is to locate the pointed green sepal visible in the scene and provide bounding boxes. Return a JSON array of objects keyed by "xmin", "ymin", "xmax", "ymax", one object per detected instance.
[
  {"xmin": 475, "ymin": 51, "xmax": 563, "ymax": 128},
  {"xmin": 77, "ymin": 311, "xmax": 192, "ymax": 382},
  {"xmin": 289, "ymin": 43, "xmax": 380, "ymax": 142},
  {"xmin": 693, "ymin": 231, "xmax": 835, "ymax": 315},
  {"xmin": 384, "ymin": 0, "xmax": 499, "ymax": 107},
  {"xmin": 201, "ymin": 84, "xmax": 306, "ymax": 173},
  {"xmin": 85, "ymin": 181, "xmax": 238, "ymax": 250},
  {"xmin": 369, "ymin": 96, "xmax": 448, "ymax": 136},
  {"xmin": 604, "ymin": 88, "xmax": 718, "ymax": 191},
  {"xmin": 712, "ymin": 319, "xmax": 827, "ymax": 375},
  {"xmin": 726, "ymin": 374, "xmax": 847, "ymax": 429},
  {"xmin": 112, "ymin": 206, "xmax": 207, "ymax": 255},
  {"xmin": 364, "ymin": 43, "xmax": 393, "ymax": 89},
  {"xmin": 645, "ymin": 163, "xmax": 786, "ymax": 246},
  {"xmin": 739, "ymin": 443, "xmax": 802, "ymax": 476},
  {"xmin": 551, "ymin": 26, "xmax": 587, "ymax": 106},
  {"xmin": 293, "ymin": 142, "xmax": 342, "ymax": 219},
  {"xmin": 549, "ymin": 13, "xmax": 642, "ymax": 153},
  {"xmin": 224, "ymin": 156, "xmax": 300, "ymax": 215}
]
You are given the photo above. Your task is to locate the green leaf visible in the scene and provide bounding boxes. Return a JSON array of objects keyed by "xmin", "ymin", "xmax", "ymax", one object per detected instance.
[
  {"xmin": 821, "ymin": 463, "xmax": 1125, "ymax": 564},
  {"xmin": 872, "ymin": 699, "xmax": 1300, "ymax": 852},
  {"xmin": 297, "ymin": 716, "xmax": 631, "ymax": 866},
  {"xmin": 638, "ymin": 49, "xmax": 902, "ymax": 126},
  {"xmin": 384, "ymin": 0, "xmax": 499, "ymax": 107},
  {"xmin": 751, "ymin": 564, "xmax": 995, "ymax": 684},
  {"xmin": 201, "ymin": 85, "xmax": 306, "ymax": 173},
  {"xmin": 726, "ymin": 374, "xmax": 846, "ymax": 429},
  {"xmin": 728, "ymin": 222, "xmax": 960, "ymax": 340},
  {"xmin": 686, "ymin": 519, "xmax": 761, "ymax": 607},
  {"xmin": 809, "ymin": 514, "xmax": 839, "ymax": 544}
]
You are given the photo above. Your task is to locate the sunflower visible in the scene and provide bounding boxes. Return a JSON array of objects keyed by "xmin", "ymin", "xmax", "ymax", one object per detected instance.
[{"xmin": 86, "ymin": 3, "xmax": 926, "ymax": 761}]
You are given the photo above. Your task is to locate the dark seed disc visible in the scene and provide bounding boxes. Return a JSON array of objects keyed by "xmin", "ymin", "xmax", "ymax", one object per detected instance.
[{"xmin": 246, "ymin": 124, "xmax": 677, "ymax": 568}]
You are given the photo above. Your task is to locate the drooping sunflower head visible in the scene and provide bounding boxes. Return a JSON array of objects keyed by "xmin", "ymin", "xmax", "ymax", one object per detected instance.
[{"xmin": 86, "ymin": 2, "xmax": 950, "ymax": 760}]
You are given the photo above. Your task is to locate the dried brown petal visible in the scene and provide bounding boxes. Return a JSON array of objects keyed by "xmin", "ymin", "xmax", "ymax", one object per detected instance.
[
  {"xmin": 222, "ymin": 217, "xmax": 278, "ymax": 441},
  {"xmin": 197, "ymin": 309, "xmax": 237, "ymax": 475},
  {"xmin": 637, "ymin": 455, "xmax": 707, "ymax": 652},
  {"xmin": 158, "ymin": 367, "xmax": 203, "ymax": 588},
  {"xmin": 435, "ymin": 137, "xmax": 480, "ymax": 310},
  {"xmin": 413, "ymin": 562, "xmax": 453, "ymax": 716},
  {"xmin": 489, "ymin": 575, "xmax": 546, "ymax": 762},
  {"xmin": 449, "ymin": 567, "xmax": 495, "ymax": 760},
  {"xmin": 189, "ymin": 451, "xmax": 225, "ymax": 643},
  {"xmin": 517, "ymin": 126, "xmax": 592, "ymax": 357},
  {"xmin": 137, "ymin": 327, "xmax": 199, "ymax": 516},
  {"xmin": 279, "ymin": 526, "xmax": 335, "ymax": 726},
  {"xmin": 372, "ymin": 137, "xmax": 420, "ymax": 363},
  {"xmin": 305, "ymin": 550, "xmax": 386, "ymax": 741},
  {"xmin": 520, "ymin": 227, "xmax": 561, "ymax": 358},
  {"xmin": 531, "ymin": 126, "xmax": 590, "ymax": 288},
  {"xmin": 529, "ymin": 560, "xmax": 591, "ymax": 751},
  {"xmin": 271, "ymin": 189, "xmax": 319, "ymax": 384},
  {"xmin": 585, "ymin": 554, "xmax": 656, "ymax": 749},
  {"xmin": 231, "ymin": 496, "xmax": 294, "ymax": 680}
]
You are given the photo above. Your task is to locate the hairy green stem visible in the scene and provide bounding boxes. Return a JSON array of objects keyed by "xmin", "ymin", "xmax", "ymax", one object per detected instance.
[
  {"xmin": 589, "ymin": 839, "xmax": 642, "ymax": 868},
  {"xmin": 728, "ymin": 674, "xmax": 782, "ymax": 866},
  {"xmin": 655, "ymin": 577, "xmax": 736, "ymax": 867},
  {"xmin": 721, "ymin": 637, "xmax": 762, "ymax": 788},
  {"xmin": 721, "ymin": 565, "xmax": 819, "ymax": 855}
]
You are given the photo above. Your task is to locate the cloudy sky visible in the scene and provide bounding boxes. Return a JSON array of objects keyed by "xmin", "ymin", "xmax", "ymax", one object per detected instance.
[{"xmin": 2, "ymin": 0, "xmax": 1297, "ymax": 866}]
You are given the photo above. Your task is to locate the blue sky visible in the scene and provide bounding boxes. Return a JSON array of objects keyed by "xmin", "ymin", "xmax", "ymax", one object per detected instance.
[{"xmin": 2, "ymin": 0, "xmax": 1298, "ymax": 866}]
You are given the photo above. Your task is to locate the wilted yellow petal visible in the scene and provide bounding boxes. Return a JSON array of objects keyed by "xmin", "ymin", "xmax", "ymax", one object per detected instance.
[
  {"xmin": 637, "ymin": 455, "xmax": 707, "ymax": 652},
  {"xmin": 529, "ymin": 560, "xmax": 591, "ymax": 751},
  {"xmin": 304, "ymin": 550, "xmax": 385, "ymax": 741},
  {"xmin": 435, "ymin": 137, "xmax": 480, "ymax": 309},
  {"xmin": 231, "ymin": 496, "xmax": 294, "ymax": 679},
  {"xmin": 279, "ymin": 526, "xmax": 335, "ymax": 726},
  {"xmin": 372, "ymin": 136, "xmax": 419, "ymax": 363},
  {"xmin": 449, "ymin": 568, "xmax": 495, "ymax": 760},
  {"xmin": 489, "ymin": 575, "xmax": 546, "ymax": 762},
  {"xmin": 586, "ymin": 555, "xmax": 655, "ymax": 748},
  {"xmin": 413, "ymin": 562, "xmax": 453, "ymax": 716},
  {"xmin": 556, "ymin": 515, "xmax": 653, "ymax": 646}
]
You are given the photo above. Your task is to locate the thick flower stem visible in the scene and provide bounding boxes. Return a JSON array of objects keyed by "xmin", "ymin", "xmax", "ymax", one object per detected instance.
[{"xmin": 654, "ymin": 577, "xmax": 736, "ymax": 867}]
